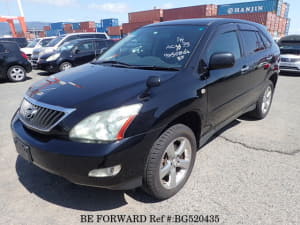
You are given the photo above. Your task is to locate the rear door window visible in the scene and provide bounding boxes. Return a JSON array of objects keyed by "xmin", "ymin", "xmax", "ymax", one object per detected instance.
[
  {"xmin": 95, "ymin": 41, "xmax": 106, "ymax": 50},
  {"xmin": 259, "ymin": 33, "xmax": 272, "ymax": 48},
  {"xmin": 77, "ymin": 41, "xmax": 94, "ymax": 52},
  {"xmin": 240, "ymin": 31, "xmax": 265, "ymax": 55}
]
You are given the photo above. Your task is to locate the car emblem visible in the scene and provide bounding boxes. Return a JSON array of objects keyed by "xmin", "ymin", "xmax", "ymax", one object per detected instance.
[{"xmin": 24, "ymin": 106, "xmax": 38, "ymax": 120}]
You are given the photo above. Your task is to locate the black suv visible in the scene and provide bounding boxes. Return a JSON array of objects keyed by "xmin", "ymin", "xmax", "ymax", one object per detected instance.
[
  {"xmin": 0, "ymin": 41, "xmax": 32, "ymax": 82},
  {"xmin": 11, "ymin": 19, "xmax": 280, "ymax": 199},
  {"xmin": 0, "ymin": 38, "xmax": 28, "ymax": 48},
  {"xmin": 37, "ymin": 38, "xmax": 116, "ymax": 73}
]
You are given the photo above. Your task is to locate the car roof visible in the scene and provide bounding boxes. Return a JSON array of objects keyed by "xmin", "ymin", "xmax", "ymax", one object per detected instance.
[
  {"xmin": 68, "ymin": 38, "xmax": 108, "ymax": 44},
  {"xmin": 145, "ymin": 18, "xmax": 263, "ymax": 28}
]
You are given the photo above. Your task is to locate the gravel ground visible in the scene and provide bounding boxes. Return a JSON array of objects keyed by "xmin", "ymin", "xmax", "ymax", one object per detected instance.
[{"xmin": 0, "ymin": 70, "xmax": 299, "ymax": 225}]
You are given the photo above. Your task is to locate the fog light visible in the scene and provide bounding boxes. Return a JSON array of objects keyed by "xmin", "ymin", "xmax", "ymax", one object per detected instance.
[{"xmin": 88, "ymin": 165, "xmax": 121, "ymax": 177}]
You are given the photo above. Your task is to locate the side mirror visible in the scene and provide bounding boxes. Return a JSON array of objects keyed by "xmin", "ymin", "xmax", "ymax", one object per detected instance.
[
  {"xmin": 147, "ymin": 76, "xmax": 161, "ymax": 88},
  {"xmin": 74, "ymin": 49, "xmax": 80, "ymax": 54},
  {"xmin": 209, "ymin": 52, "xmax": 235, "ymax": 70}
]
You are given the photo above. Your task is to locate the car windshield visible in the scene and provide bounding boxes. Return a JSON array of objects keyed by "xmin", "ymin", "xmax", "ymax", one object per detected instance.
[
  {"xmin": 58, "ymin": 41, "xmax": 76, "ymax": 52},
  {"xmin": 40, "ymin": 38, "xmax": 53, "ymax": 47},
  {"xmin": 27, "ymin": 39, "xmax": 40, "ymax": 48},
  {"xmin": 46, "ymin": 36, "xmax": 64, "ymax": 47},
  {"xmin": 96, "ymin": 25, "xmax": 206, "ymax": 69}
]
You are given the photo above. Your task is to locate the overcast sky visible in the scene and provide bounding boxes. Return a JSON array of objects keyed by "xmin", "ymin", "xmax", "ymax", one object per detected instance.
[{"xmin": 0, "ymin": 0, "xmax": 299, "ymax": 34}]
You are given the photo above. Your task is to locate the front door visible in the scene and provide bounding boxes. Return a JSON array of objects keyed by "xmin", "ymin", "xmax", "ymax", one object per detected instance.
[
  {"xmin": 204, "ymin": 24, "xmax": 247, "ymax": 127},
  {"xmin": 73, "ymin": 41, "xmax": 95, "ymax": 66}
]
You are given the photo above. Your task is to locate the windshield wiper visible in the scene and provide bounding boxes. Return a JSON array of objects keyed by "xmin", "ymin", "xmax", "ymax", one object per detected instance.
[
  {"xmin": 131, "ymin": 65, "xmax": 180, "ymax": 71},
  {"xmin": 93, "ymin": 60, "xmax": 132, "ymax": 68}
]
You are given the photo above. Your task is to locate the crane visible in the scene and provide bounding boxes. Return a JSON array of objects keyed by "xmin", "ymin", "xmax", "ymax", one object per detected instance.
[{"xmin": 0, "ymin": 0, "xmax": 27, "ymax": 37}]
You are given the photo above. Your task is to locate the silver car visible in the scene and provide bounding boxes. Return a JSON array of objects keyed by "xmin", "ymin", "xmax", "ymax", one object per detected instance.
[{"xmin": 278, "ymin": 35, "xmax": 300, "ymax": 73}]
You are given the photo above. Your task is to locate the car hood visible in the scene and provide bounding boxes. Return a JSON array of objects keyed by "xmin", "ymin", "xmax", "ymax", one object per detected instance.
[
  {"xmin": 21, "ymin": 47, "xmax": 33, "ymax": 55},
  {"xmin": 26, "ymin": 63, "xmax": 177, "ymax": 110}
]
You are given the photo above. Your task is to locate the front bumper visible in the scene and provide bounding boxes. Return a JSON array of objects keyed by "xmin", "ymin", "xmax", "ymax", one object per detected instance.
[
  {"xmin": 11, "ymin": 114, "xmax": 160, "ymax": 190},
  {"xmin": 36, "ymin": 59, "xmax": 59, "ymax": 72},
  {"xmin": 279, "ymin": 62, "xmax": 300, "ymax": 72}
]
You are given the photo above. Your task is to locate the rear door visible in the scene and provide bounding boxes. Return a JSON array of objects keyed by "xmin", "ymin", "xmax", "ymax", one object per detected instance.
[
  {"xmin": 0, "ymin": 43, "xmax": 6, "ymax": 76},
  {"xmin": 238, "ymin": 24, "xmax": 272, "ymax": 104},
  {"xmin": 204, "ymin": 24, "xmax": 247, "ymax": 127},
  {"xmin": 73, "ymin": 40, "xmax": 95, "ymax": 66}
]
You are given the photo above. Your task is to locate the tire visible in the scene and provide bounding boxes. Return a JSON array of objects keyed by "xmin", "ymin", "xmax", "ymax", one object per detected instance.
[
  {"xmin": 143, "ymin": 124, "xmax": 197, "ymax": 200},
  {"xmin": 248, "ymin": 80, "xmax": 274, "ymax": 119},
  {"xmin": 7, "ymin": 65, "xmax": 26, "ymax": 82},
  {"xmin": 59, "ymin": 62, "xmax": 72, "ymax": 72}
]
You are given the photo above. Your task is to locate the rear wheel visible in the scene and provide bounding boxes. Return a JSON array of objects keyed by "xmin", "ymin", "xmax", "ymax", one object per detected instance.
[
  {"xmin": 248, "ymin": 80, "xmax": 274, "ymax": 119},
  {"xmin": 7, "ymin": 65, "xmax": 26, "ymax": 82},
  {"xmin": 143, "ymin": 124, "xmax": 196, "ymax": 199},
  {"xmin": 59, "ymin": 62, "xmax": 72, "ymax": 71}
]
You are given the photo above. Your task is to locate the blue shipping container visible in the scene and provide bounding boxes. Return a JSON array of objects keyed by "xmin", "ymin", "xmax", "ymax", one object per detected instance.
[
  {"xmin": 96, "ymin": 27, "xmax": 106, "ymax": 32},
  {"xmin": 71, "ymin": 23, "xmax": 80, "ymax": 30},
  {"xmin": 218, "ymin": 0, "xmax": 279, "ymax": 15},
  {"xmin": 101, "ymin": 18, "xmax": 119, "ymax": 29},
  {"xmin": 50, "ymin": 22, "xmax": 66, "ymax": 30},
  {"xmin": 96, "ymin": 23, "xmax": 102, "ymax": 28}
]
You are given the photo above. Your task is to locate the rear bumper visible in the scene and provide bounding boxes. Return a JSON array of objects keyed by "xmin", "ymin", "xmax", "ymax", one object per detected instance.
[{"xmin": 11, "ymin": 114, "xmax": 160, "ymax": 190}]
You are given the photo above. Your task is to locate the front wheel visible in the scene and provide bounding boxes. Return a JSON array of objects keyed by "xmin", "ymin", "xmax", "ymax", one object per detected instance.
[
  {"xmin": 248, "ymin": 80, "xmax": 274, "ymax": 119},
  {"xmin": 7, "ymin": 65, "xmax": 26, "ymax": 82},
  {"xmin": 59, "ymin": 62, "xmax": 72, "ymax": 71},
  {"xmin": 143, "ymin": 124, "xmax": 197, "ymax": 200}
]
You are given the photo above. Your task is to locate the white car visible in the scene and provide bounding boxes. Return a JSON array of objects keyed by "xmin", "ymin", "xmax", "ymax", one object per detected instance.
[{"xmin": 21, "ymin": 37, "xmax": 56, "ymax": 58}]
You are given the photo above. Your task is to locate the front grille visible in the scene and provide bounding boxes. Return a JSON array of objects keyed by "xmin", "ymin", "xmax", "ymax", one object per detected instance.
[
  {"xmin": 19, "ymin": 97, "xmax": 75, "ymax": 132},
  {"xmin": 281, "ymin": 58, "xmax": 300, "ymax": 62},
  {"xmin": 280, "ymin": 66, "xmax": 300, "ymax": 70}
]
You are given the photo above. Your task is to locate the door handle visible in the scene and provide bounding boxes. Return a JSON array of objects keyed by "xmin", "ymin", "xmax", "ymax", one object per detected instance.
[{"xmin": 241, "ymin": 66, "xmax": 249, "ymax": 74}]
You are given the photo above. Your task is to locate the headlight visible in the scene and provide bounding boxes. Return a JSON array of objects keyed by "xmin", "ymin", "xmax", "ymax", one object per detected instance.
[
  {"xmin": 46, "ymin": 53, "xmax": 60, "ymax": 62},
  {"xmin": 69, "ymin": 104, "xmax": 142, "ymax": 142}
]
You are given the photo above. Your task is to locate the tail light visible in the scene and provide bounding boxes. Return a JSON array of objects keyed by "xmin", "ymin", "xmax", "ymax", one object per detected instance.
[{"xmin": 21, "ymin": 52, "xmax": 28, "ymax": 60}]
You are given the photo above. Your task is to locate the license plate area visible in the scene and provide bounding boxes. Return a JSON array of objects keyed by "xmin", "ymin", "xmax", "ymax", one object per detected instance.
[{"xmin": 14, "ymin": 137, "xmax": 33, "ymax": 162}]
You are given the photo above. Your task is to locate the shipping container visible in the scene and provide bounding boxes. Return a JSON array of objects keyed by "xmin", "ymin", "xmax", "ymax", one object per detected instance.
[
  {"xmin": 122, "ymin": 21, "xmax": 159, "ymax": 34},
  {"xmin": 80, "ymin": 21, "xmax": 96, "ymax": 29},
  {"xmin": 128, "ymin": 9, "xmax": 163, "ymax": 23},
  {"xmin": 96, "ymin": 27, "xmax": 106, "ymax": 33},
  {"xmin": 163, "ymin": 5, "xmax": 212, "ymax": 21},
  {"xmin": 108, "ymin": 26, "xmax": 122, "ymax": 36},
  {"xmin": 71, "ymin": 23, "xmax": 80, "ymax": 30},
  {"xmin": 211, "ymin": 12, "xmax": 269, "ymax": 25},
  {"xmin": 101, "ymin": 18, "xmax": 119, "ymax": 28},
  {"xmin": 218, "ymin": 0, "xmax": 279, "ymax": 16},
  {"xmin": 50, "ymin": 22, "xmax": 66, "ymax": 30},
  {"xmin": 43, "ymin": 25, "xmax": 50, "ymax": 31}
]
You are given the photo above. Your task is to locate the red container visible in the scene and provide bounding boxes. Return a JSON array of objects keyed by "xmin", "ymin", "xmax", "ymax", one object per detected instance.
[
  {"xmin": 123, "ymin": 21, "xmax": 159, "ymax": 34},
  {"xmin": 129, "ymin": 9, "xmax": 163, "ymax": 23},
  {"xmin": 39, "ymin": 31, "xmax": 46, "ymax": 38},
  {"xmin": 43, "ymin": 25, "xmax": 50, "ymax": 31},
  {"xmin": 80, "ymin": 21, "xmax": 96, "ymax": 29},
  {"xmin": 108, "ymin": 26, "xmax": 122, "ymax": 36},
  {"xmin": 85, "ymin": 28, "xmax": 96, "ymax": 32},
  {"xmin": 163, "ymin": 5, "xmax": 210, "ymax": 21}
]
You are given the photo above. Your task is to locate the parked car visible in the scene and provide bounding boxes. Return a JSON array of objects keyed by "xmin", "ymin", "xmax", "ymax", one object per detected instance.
[
  {"xmin": 11, "ymin": 19, "xmax": 280, "ymax": 199},
  {"xmin": 21, "ymin": 37, "xmax": 56, "ymax": 59},
  {"xmin": 0, "ymin": 37, "xmax": 28, "ymax": 48},
  {"xmin": 278, "ymin": 35, "xmax": 300, "ymax": 73},
  {"xmin": 0, "ymin": 41, "xmax": 32, "ymax": 82},
  {"xmin": 31, "ymin": 33, "xmax": 109, "ymax": 67},
  {"xmin": 36, "ymin": 38, "xmax": 116, "ymax": 73}
]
